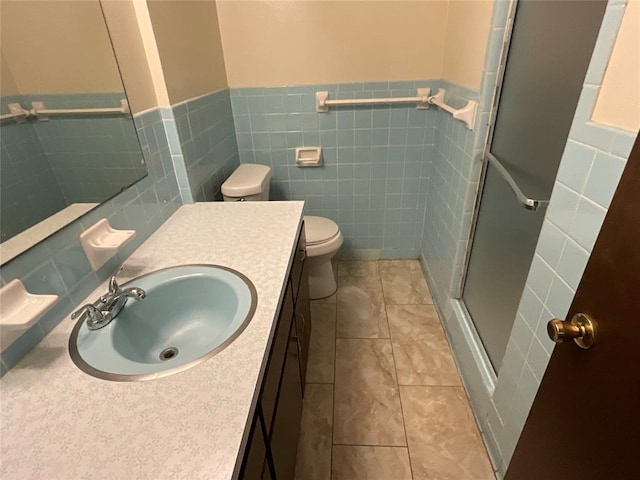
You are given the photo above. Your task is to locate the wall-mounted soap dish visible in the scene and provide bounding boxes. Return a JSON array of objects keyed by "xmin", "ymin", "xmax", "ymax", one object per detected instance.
[
  {"xmin": 0, "ymin": 279, "xmax": 58, "ymax": 334},
  {"xmin": 80, "ymin": 218, "xmax": 135, "ymax": 271}
]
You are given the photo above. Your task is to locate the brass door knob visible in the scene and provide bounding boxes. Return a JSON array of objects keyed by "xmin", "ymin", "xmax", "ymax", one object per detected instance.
[{"xmin": 547, "ymin": 313, "xmax": 597, "ymax": 349}]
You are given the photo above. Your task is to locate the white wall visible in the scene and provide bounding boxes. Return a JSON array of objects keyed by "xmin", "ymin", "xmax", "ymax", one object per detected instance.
[
  {"xmin": 0, "ymin": 1, "xmax": 122, "ymax": 94},
  {"xmin": 592, "ymin": 0, "xmax": 640, "ymax": 131},
  {"xmin": 147, "ymin": 0, "xmax": 228, "ymax": 104},
  {"xmin": 101, "ymin": 0, "xmax": 169, "ymax": 113},
  {"xmin": 0, "ymin": 52, "xmax": 19, "ymax": 96},
  {"xmin": 442, "ymin": 0, "xmax": 494, "ymax": 91},
  {"xmin": 216, "ymin": 0, "xmax": 449, "ymax": 87}
]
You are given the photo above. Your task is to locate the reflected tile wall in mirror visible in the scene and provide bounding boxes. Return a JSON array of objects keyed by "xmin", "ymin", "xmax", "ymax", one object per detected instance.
[
  {"xmin": 0, "ymin": 107, "xmax": 182, "ymax": 376},
  {"xmin": 0, "ymin": 0, "xmax": 148, "ymax": 258}
]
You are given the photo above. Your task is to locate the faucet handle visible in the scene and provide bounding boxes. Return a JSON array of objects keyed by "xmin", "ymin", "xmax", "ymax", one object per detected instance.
[
  {"xmin": 108, "ymin": 265, "xmax": 125, "ymax": 295},
  {"xmin": 71, "ymin": 304, "xmax": 103, "ymax": 322}
]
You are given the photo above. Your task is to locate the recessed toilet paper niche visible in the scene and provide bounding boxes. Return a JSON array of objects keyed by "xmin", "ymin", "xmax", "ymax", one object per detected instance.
[{"xmin": 295, "ymin": 147, "xmax": 323, "ymax": 167}]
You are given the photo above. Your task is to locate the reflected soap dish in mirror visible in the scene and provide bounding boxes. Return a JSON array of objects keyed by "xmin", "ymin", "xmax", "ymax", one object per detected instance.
[{"xmin": 80, "ymin": 218, "xmax": 136, "ymax": 271}]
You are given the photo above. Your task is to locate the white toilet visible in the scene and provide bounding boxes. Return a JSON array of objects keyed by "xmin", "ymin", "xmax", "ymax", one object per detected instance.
[{"xmin": 222, "ymin": 164, "xmax": 343, "ymax": 299}]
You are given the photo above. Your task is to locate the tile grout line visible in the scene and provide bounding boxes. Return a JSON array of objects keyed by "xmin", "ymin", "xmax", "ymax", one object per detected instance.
[
  {"xmin": 308, "ymin": 294, "xmax": 337, "ymax": 480},
  {"xmin": 329, "ymin": 260, "xmax": 443, "ymax": 479},
  {"xmin": 384, "ymin": 292, "xmax": 415, "ymax": 480},
  {"xmin": 330, "ymin": 282, "xmax": 338, "ymax": 480},
  {"xmin": 329, "ymin": 261, "xmax": 493, "ymax": 478},
  {"xmin": 332, "ymin": 442, "xmax": 414, "ymax": 448}
]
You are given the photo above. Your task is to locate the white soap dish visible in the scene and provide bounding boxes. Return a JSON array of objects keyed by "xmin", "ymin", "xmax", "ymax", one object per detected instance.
[
  {"xmin": 80, "ymin": 218, "xmax": 136, "ymax": 270},
  {"xmin": 0, "ymin": 279, "xmax": 58, "ymax": 331}
]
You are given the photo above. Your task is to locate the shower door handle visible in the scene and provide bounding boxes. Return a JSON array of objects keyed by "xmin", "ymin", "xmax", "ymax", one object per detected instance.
[{"xmin": 485, "ymin": 153, "xmax": 550, "ymax": 211}]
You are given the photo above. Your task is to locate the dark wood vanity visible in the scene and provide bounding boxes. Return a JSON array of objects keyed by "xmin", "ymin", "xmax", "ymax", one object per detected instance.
[{"xmin": 238, "ymin": 222, "xmax": 311, "ymax": 480}]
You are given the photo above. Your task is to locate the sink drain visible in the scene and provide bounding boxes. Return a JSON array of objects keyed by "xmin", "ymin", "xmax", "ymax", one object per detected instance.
[{"xmin": 159, "ymin": 347, "xmax": 179, "ymax": 361}]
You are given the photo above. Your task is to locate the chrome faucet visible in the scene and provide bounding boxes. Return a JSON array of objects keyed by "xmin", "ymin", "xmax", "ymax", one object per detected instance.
[{"xmin": 72, "ymin": 266, "xmax": 146, "ymax": 330}]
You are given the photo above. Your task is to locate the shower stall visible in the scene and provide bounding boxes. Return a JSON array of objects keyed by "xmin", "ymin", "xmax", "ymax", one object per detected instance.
[{"xmin": 461, "ymin": 0, "xmax": 608, "ymax": 369}]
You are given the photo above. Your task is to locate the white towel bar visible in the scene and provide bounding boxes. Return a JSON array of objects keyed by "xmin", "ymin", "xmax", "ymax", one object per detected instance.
[
  {"xmin": 0, "ymin": 103, "xmax": 30, "ymax": 122},
  {"xmin": 427, "ymin": 88, "xmax": 477, "ymax": 130},
  {"xmin": 31, "ymin": 99, "xmax": 130, "ymax": 120},
  {"xmin": 1, "ymin": 99, "xmax": 130, "ymax": 122},
  {"xmin": 316, "ymin": 88, "xmax": 431, "ymax": 112}
]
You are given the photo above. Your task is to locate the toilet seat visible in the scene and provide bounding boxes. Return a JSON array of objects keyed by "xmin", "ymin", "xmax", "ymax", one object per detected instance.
[
  {"xmin": 304, "ymin": 216, "xmax": 343, "ymax": 257},
  {"xmin": 304, "ymin": 216, "xmax": 339, "ymax": 245},
  {"xmin": 306, "ymin": 231, "xmax": 343, "ymax": 257}
]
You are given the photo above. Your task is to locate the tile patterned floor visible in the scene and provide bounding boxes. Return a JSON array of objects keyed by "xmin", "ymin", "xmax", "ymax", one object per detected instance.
[{"xmin": 295, "ymin": 260, "xmax": 495, "ymax": 480}]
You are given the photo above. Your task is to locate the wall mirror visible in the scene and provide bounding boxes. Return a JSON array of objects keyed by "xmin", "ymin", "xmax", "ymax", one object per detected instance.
[{"xmin": 0, "ymin": 0, "xmax": 147, "ymax": 264}]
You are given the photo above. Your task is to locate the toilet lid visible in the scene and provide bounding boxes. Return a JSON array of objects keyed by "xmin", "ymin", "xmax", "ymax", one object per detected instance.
[{"xmin": 304, "ymin": 216, "xmax": 339, "ymax": 245}]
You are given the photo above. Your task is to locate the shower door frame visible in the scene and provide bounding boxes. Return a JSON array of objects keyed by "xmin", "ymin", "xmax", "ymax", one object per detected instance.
[{"xmin": 456, "ymin": 0, "xmax": 519, "ymax": 300}]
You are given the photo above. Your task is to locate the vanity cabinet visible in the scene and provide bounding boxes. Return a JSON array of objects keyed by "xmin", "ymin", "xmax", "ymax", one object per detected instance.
[
  {"xmin": 242, "ymin": 410, "xmax": 269, "ymax": 479},
  {"xmin": 291, "ymin": 227, "xmax": 311, "ymax": 390},
  {"xmin": 239, "ymin": 223, "xmax": 310, "ymax": 480},
  {"xmin": 294, "ymin": 261, "xmax": 311, "ymax": 389},
  {"xmin": 269, "ymin": 316, "xmax": 303, "ymax": 480}
]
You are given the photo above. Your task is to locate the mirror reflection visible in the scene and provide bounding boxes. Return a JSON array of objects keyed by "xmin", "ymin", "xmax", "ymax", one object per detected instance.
[{"xmin": 0, "ymin": 0, "xmax": 147, "ymax": 260}]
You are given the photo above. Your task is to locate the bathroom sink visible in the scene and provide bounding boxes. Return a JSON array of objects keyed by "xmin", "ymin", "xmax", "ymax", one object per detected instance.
[{"xmin": 69, "ymin": 265, "xmax": 257, "ymax": 381}]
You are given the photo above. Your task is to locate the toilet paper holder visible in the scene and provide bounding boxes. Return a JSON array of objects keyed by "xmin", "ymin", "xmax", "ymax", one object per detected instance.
[{"xmin": 295, "ymin": 147, "xmax": 323, "ymax": 167}]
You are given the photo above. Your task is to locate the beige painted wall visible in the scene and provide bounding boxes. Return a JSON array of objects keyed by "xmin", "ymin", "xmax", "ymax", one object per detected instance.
[
  {"xmin": 442, "ymin": 0, "xmax": 494, "ymax": 91},
  {"xmin": 216, "ymin": 1, "xmax": 448, "ymax": 87},
  {"xmin": 592, "ymin": 0, "xmax": 640, "ymax": 132},
  {"xmin": 101, "ymin": 0, "xmax": 168, "ymax": 113},
  {"xmin": 0, "ymin": 52, "xmax": 19, "ymax": 96},
  {"xmin": 148, "ymin": 0, "xmax": 228, "ymax": 104},
  {"xmin": 0, "ymin": 1, "xmax": 123, "ymax": 94}
]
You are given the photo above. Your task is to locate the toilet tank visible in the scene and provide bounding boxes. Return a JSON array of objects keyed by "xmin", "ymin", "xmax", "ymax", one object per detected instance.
[{"xmin": 222, "ymin": 164, "xmax": 272, "ymax": 201}]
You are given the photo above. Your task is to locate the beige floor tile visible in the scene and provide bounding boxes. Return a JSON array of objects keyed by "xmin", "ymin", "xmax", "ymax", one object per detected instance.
[
  {"xmin": 379, "ymin": 260, "xmax": 433, "ymax": 305},
  {"xmin": 312, "ymin": 292, "xmax": 337, "ymax": 304},
  {"xmin": 332, "ymin": 446, "xmax": 412, "ymax": 480},
  {"xmin": 306, "ymin": 303, "xmax": 336, "ymax": 384},
  {"xmin": 400, "ymin": 386, "xmax": 495, "ymax": 480},
  {"xmin": 334, "ymin": 339, "xmax": 406, "ymax": 446},
  {"xmin": 294, "ymin": 384, "xmax": 333, "ymax": 480},
  {"xmin": 337, "ymin": 276, "xmax": 390, "ymax": 338},
  {"xmin": 338, "ymin": 260, "xmax": 380, "ymax": 277},
  {"xmin": 388, "ymin": 305, "xmax": 461, "ymax": 386}
]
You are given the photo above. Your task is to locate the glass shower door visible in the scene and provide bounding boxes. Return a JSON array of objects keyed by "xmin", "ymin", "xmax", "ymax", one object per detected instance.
[{"xmin": 462, "ymin": 0, "xmax": 607, "ymax": 369}]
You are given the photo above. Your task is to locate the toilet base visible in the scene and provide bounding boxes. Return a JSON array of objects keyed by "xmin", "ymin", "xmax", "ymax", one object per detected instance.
[{"xmin": 307, "ymin": 257, "xmax": 337, "ymax": 300}]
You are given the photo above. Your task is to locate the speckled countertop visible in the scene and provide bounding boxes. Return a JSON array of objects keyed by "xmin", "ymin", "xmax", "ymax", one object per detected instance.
[{"xmin": 0, "ymin": 202, "xmax": 305, "ymax": 479}]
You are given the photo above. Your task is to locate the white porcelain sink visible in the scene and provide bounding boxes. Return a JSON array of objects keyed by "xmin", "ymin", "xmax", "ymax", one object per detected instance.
[{"xmin": 69, "ymin": 265, "xmax": 257, "ymax": 381}]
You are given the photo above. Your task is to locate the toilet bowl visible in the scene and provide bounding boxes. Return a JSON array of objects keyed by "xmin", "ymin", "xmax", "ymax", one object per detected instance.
[
  {"xmin": 304, "ymin": 216, "xmax": 343, "ymax": 299},
  {"xmin": 221, "ymin": 164, "xmax": 343, "ymax": 299}
]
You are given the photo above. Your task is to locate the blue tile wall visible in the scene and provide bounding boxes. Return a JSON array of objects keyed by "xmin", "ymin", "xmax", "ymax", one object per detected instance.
[
  {"xmin": 12, "ymin": 93, "xmax": 146, "ymax": 204},
  {"xmin": 0, "ymin": 102, "xmax": 66, "ymax": 240},
  {"xmin": 231, "ymin": 81, "xmax": 438, "ymax": 258},
  {"xmin": 483, "ymin": 1, "xmax": 635, "ymax": 473},
  {"xmin": 420, "ymin": 80, "xmax": 487, "ymax": 306},
  {"xmin": 172, "ymin": 89, "xmax": 240, "ymax": 201},
  {"xmin": 414, "ymin": 1, "xmax": 636, "ymax": 477},
  {"xmin": 0, "ymin": 107, "xmax": 182, "ymax": 376},
  {"xmin": 419, "ymin": 71, "xmax": 500, "ymax": 474}
]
